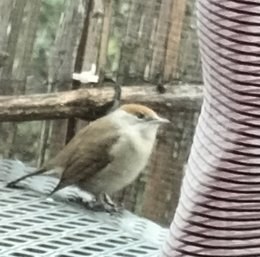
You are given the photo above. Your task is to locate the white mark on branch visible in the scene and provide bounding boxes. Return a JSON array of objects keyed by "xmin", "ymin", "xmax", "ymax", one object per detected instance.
[{"xmin": 72, "ymin": 63, "xmax": 99, "ymax": 83}]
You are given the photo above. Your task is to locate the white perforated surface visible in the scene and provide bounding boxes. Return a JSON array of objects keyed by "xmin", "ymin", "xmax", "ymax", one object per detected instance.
[{"xmin": 0, "ymin": 159, "xmax": 167, "ymax": 257}]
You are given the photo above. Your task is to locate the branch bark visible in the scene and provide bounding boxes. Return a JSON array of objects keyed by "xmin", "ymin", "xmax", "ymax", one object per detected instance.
[{"xmin": 0, "ymin": 84, "xmax": 203, "ymax": 122}]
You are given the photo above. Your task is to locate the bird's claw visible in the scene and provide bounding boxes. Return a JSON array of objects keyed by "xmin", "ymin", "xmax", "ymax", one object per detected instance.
[
  {"xmin": 83, "ymin": 193, "xmax": 123, "ymax": 214},
  {"xmin": 100, "ymin": 192, "xmax": 122, "ymax": 214}
]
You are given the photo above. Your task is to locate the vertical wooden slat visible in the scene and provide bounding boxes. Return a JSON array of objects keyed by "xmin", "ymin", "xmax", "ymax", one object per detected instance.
[
  {"xmin": 0, "ymin": 0, "xmax": 14, "ymax": 51},
  {"xmin": 12, "ymin": 0, "xmax": 41, "ymax": 94},
  {"xmin": 117, "ymin": 0, "xmax": 143, "ymax": 83},
  {"xmin": 133, "ymin": 0, "xmax": 158, "ymax": 80},
  {"xmin": 81, "ymin": 0, "xmax": 103, "ymax": 71},
  {"xmin": 150, "ymin": 0, "xmax": 172, "ymax": 80},
  {"xmin": 113, "ymin": 0, "xmax": 159, "ymax": 81},
  {"xmin": 163, "ymin": 0, "xmax": 187, "ymax": 81},
  {"xmin": 0, "ymin": 0, "xmax": 26, "ymax": 94},
  {"xmin": 177, "ymin": 0, "xmax": 202, "ymax": 83},
  {"xmin": 97, "ymin": 0, "xmax": 113, "ymax": 74}
]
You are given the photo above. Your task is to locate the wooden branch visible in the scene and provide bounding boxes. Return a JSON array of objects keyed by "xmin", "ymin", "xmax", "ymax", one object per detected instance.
[{"xmin": 0, "ymin": 84, "xmax": 203, "ymax": 122}]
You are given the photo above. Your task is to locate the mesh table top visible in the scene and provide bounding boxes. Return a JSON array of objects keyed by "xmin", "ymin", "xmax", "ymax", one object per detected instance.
[{"xmin": 0, "ymin": 159, "xmax": 167, "ymax": 257}]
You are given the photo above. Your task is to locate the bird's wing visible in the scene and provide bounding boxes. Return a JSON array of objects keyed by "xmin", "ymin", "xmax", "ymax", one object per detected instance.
[{"xmin": 46, "ymin": 116, "xmax": 120, "ymax": 191}]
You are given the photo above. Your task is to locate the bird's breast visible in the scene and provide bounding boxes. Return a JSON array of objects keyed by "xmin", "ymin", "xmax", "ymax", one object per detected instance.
[
  {"xmin": 83, "ymin": 129, "xmax": 156, "ymax": 195},
  {"xmin": 104, "ymin": 131, "xmax": 155, "ymax": 188}
]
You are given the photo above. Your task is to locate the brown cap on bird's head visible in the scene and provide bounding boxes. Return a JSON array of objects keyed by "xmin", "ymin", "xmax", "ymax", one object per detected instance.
[
  {"xmin": 120, "ymin": 104, "xmax": 156, "ymax": 117},
  {"xmin": 119, "ymin": 104, "xmax": 170, "ymax": 124}
]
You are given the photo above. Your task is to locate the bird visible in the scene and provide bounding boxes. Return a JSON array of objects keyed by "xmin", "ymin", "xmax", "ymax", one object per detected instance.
[{"xmin": 7, "ymin": 104, "xmax": 169, "ymax": 212}]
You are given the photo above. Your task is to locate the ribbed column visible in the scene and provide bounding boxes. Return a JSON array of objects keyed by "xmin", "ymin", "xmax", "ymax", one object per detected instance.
[{"xmin": 161, "ymin": 1, "xmax": 260, "ymax": 256}]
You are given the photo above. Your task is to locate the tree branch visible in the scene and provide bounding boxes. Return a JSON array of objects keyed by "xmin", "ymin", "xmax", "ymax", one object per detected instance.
[{"xmin": 0, "ymin": 84, "xmax": 203, "ymax": 122}]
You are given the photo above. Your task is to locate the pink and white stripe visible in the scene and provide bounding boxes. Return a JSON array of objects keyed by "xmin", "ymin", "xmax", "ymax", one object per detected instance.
[{"xmin": 161, "ymin": 0, "xmax": 260, "ymax": 256}]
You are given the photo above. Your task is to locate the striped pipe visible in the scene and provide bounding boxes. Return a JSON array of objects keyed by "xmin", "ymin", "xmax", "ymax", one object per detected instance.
[{"xmin": 161, "ymin": 0, "xmax": 260, "ymax": 256}]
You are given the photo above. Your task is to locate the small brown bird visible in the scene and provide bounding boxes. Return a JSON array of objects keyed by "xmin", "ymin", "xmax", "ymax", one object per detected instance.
[{"xmin": 7, "ymin": 104, "xmax": 169, "ymax": 211}]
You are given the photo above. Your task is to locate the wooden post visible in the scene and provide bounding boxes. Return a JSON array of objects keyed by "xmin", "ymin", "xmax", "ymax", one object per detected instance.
[
  {"xmin": 178, "ymin": 0, "xmax": 202, "ymax": 83},
  {"xmin": 117, "ymin": 0, "xmax": 143, "ymax": 83},
  {"xmin": 81, "ymin": 0, "xmax": 103, "ymax": 71},
  {"xmin": 163, "ymin": 0, "xmax": 187, "ymax": 81},
  {"xmin": 97, "ymin": 0, "xmax": 113, "ymax": 74},
  {"xmin": 150, "ymin": 0, "xmax": 172, "ymax": 80},
  {"xmin": 0, "ymin": 0, "xmax": 14, "ymax": 52},
  {"xmin": 0, "ymin": 0, "xmax": 26, "ymax": 94}
]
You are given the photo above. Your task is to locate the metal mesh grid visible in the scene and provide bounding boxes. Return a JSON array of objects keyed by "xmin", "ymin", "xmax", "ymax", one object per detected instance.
[{"xmin": 0, "ymin": 160, "xmax": 167, "ymax": 257}]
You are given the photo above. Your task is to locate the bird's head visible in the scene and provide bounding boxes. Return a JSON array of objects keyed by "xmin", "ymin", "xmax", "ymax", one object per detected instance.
[{"xmin": 112, "ymin": 104, "xmax": 169, "ymax": 139}]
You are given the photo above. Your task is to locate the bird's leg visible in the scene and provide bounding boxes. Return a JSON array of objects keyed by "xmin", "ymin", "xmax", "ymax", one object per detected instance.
[
  {"xmin": 84, "ymin": 192, "xmax": 122, "ymax": 214},
  {"xmin": 100, "ymin": 192, "xmax": 118, "ymax": 211}
]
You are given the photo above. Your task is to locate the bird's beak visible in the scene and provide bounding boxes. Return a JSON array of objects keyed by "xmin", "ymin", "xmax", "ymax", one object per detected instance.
[
  {"xmin": 157, "ymin": 116, "xmax": 170, "ymax": 123},
  {"xmin": 149, "ymin": 116, "xmax": 170, "ymax": 124}
]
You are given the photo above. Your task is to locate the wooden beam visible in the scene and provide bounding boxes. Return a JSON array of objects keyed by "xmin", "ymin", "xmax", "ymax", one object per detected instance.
[{"xmin": 0, "ymin": 84, "xmax": 203, "ymax": 122}]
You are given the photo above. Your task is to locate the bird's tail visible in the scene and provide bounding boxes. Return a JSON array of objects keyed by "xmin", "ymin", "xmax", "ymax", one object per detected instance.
[{"xmin": 6, "ymin": 168, "xmax": 47, "ymax": 188}]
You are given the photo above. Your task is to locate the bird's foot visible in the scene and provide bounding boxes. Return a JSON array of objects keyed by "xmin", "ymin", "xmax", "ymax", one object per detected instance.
[
  {"xmin": 84, "ymin": 200, "xmax": 107, "ymax": 212},
  {"xmin": 84, "ymin": 193, "xmax": 123, "ymax": 214},
  {"xmin": 100, "ymin": 193, "xmax": 123, "ymax": 214}
]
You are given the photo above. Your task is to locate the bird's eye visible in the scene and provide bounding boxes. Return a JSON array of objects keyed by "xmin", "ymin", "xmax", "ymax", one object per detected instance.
[{"xmin": 137, "ymin": 113, "xmax": 145, "ymax": 119}]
